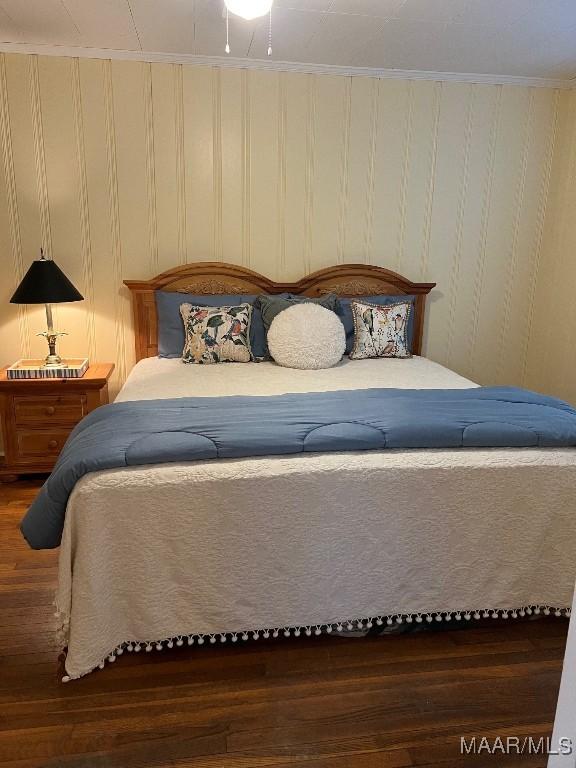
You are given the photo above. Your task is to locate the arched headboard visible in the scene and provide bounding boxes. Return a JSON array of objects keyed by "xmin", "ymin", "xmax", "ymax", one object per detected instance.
[{"xmin": 124, "ymin": 262, "xmax": 436, "ymax": 362}]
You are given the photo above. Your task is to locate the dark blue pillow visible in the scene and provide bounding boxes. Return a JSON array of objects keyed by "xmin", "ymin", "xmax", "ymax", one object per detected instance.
[
  {"xmin": 155, "ymin": 291, "xmax": 277, "ymax": 360},
  {"xmin": 336, "ymin": 295, "xmax": 416, "ymax": 355},
  {"xmin": 259, "ymin": 293, "xmax": 339, "ymax": 330}
]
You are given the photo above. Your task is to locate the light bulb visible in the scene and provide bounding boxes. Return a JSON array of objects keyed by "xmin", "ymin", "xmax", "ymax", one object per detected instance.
[{"xmin": 224, "ymin": 0, "xmax": 273, "ymax": 21}]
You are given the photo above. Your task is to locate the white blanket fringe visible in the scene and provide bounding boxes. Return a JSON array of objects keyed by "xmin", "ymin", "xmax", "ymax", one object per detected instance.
[{"xmin": 58, "ymin": 603, "xmax": 571, "ymax": 682}]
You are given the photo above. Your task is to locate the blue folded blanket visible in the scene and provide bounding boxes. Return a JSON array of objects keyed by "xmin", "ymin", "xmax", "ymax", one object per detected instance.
[{"xmin": 21, "ymin": 386, "xmax": 576, "ymax": 549}]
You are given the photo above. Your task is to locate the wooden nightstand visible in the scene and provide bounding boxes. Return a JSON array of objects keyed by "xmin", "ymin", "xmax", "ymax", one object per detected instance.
[{"xmin": 0, "ymin": 363, "xmax": 114, "ymax": 479}]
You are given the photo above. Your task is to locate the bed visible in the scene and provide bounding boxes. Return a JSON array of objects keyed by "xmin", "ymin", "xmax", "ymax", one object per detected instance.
[{"xmin": 44, "ymin": 262, "xmax": 576, "ymax": 680}]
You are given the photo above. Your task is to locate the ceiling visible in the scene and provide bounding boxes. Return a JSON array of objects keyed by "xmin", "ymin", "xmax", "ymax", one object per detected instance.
[{"xmin": 0, "ymin": 0, "xmax": 574, "ymax": 81}]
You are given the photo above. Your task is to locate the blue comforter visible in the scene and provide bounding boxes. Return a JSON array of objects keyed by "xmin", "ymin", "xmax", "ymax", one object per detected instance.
[{"xmin": 21, "ymin": 386, "xmax": 576, "ymax": 549}]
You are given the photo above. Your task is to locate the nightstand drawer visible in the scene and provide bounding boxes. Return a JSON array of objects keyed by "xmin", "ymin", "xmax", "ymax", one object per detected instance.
[
  {"xmin": 14, "ymin": 395, "xmax": 86, "ymax": 427},
  {"xmin": 15, "ymin": 429, "xmax": 70, "ymax": 459}
]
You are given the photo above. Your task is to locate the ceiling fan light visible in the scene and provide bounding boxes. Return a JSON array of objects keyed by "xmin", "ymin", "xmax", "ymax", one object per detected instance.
[{"xmin": 224, "ymin": 0, "xmax": 273, "ymax": 21}]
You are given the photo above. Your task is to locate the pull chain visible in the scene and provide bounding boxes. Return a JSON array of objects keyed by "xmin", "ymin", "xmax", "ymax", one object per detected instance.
[
  {"xmin": 225, "ymin": 7, "xmax": 230, "ymax": 54},
  {"xmin": 267, "ymin": 7, "xmax": 272, "ymax": 56}
]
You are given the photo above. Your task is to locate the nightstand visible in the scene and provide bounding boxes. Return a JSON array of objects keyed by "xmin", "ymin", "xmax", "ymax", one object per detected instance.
[{"xmin": 0, "ymin": 363, "xmax": 114, "ymax": 479}]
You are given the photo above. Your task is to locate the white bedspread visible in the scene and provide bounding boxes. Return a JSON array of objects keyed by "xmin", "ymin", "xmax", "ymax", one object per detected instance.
[
  {"xmin": 57, "ymin": 357, "xmax": 576, "ymax": 679},
  {"xmin": 115, "ymin": 355, "xmax": 476, "ymax": 400}
]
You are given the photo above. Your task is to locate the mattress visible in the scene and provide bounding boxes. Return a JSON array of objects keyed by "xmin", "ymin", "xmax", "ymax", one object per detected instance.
[{"xmin": 56, "ymin": 356, "xmax": 576, "ymax": 679}]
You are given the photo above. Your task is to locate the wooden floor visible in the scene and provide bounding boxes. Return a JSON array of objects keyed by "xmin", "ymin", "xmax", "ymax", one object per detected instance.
[{"xmin": 0, "ymin": 478, "xmax": 568, "ymax": 768}]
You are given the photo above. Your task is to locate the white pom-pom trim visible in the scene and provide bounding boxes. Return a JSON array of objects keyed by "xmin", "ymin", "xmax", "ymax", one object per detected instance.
[{"xmin": 59, "ymin": 603, "xmax": 569, "ymax": 681}]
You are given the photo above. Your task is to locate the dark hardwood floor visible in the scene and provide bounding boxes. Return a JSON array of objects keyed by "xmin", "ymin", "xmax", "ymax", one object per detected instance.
[{"xmin": 0, "ymin": 478, "xmax": 568, "ymax": 768}]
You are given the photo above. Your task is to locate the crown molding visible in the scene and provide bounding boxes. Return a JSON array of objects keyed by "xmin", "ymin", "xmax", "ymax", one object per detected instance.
[{"xmin": 0, "ymin": 41, "xmax": 573, "ymax": 89}]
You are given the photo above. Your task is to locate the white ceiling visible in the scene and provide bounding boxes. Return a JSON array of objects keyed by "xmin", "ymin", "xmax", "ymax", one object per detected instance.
[{"xmin": 0, "ymin": 0, "xmax": 574, "ymax": 81}]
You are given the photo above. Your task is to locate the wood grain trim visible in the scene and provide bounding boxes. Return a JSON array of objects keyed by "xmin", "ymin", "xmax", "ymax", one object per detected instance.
[{"xmin": 125, "ymin": 262, "xmax": 435, "ymax": 362}]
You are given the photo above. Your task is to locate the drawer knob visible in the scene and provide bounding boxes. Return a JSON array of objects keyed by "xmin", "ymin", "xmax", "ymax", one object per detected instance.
[
  {"xmin": 48, "ymin": 439, "xmax": 58, "ymax": 449},
  {"xmin": 45, "ymin": 406, "xmax": 56, "ymax": 416}
]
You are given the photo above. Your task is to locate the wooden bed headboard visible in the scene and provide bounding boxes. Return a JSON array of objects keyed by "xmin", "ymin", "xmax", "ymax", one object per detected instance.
[{"xmin": 124, "ymin": 262, "xmax": 436, "ymax": 362}]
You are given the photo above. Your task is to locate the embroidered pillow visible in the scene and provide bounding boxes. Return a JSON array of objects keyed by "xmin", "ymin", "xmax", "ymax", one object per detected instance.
[
  {"xmin": 156, "ymin": 290, "xmax": 284, "ymax": 360},
  {"xmin": 335, "ymin": 294, "xmax": 416, "ymax": 355},
  {"xmin": 180, "ymin": 303, "xmax": 252, "ymax": 364},
  {"xmin": 350, "ymin": 300, "xmax": 412, "ymax": 360}
]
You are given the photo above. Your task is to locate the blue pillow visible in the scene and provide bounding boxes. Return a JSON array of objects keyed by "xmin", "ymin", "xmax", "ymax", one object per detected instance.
[
  {"xmin": 335, "ymin": 295, "xmax": 416, "ymax": 355},
  {"xmin": 156, "ymin": 291, "xmax": 277, "ymax": 360},
  {"xmin": 258, "ymin": 293, "xmax": 339, "ymax": 330}
]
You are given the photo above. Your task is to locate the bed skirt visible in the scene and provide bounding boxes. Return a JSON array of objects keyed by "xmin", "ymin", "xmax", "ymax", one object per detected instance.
[{"xmin": 57, "ymin": 604, "xmax": 570, "ymax": 681}]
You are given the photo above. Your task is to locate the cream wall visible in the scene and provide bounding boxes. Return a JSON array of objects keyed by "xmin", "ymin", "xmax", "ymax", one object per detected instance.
[
  {"xmin": 0, "ymin": 53, "xmax": 561, "ymax": 396},
  {"xmin": 524, "ymin": 89, "xmax": 576, "ymax": 404}
]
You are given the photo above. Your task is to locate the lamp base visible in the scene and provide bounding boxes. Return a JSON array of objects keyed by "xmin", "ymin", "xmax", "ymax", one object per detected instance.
[
  {"xmin": 43, "ymin": 355, "xmax": 68, "ymax": 369},
  {"xmin": 38, "ymin": 317, "xmax": 68, "ymax": 369}
]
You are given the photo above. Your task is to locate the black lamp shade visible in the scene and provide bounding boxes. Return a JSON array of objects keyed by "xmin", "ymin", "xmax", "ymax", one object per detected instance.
[{"xmin": 10, "ymin": 259, "xmax": 83, "ymax": 305}]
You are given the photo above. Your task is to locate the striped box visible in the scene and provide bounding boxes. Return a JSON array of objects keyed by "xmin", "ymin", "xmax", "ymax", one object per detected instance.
[{"xmin": 6, "ymin": 358, "xmax": 89, "ymax": 380}]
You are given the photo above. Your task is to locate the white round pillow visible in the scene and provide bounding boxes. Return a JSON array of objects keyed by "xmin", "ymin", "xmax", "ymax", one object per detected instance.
[{"xmin": 267, "ymin": 303, "xmax": 346, "ymax": 370}]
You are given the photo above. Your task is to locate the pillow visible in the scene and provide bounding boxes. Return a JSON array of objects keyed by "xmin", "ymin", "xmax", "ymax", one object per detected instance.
[
  {"xmin": 257, "ymin": 293, "xmax": 339, "ymax": 332},
  {"xmin": 267, "ymin": 303, "xmax": 345, "ymax": 370},
  {"xmin": 335, "ymin": 295, "xmax": 415, "ymax": 355},
  {"xmin": 349, "ymin": 299, "xmax": 412, "ymax": 360},
  {"xmin": 180, "ymin": 303, "xmax": 252, "ymax": 364},
  {"xmin": 155, "ymin": 291, "xmax": 279, "ymax": 360}
]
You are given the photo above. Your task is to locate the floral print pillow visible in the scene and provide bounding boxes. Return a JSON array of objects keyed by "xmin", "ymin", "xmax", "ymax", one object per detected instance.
[
  {"xmin": 350, "ymin": 299, "xmax": 412, "ymax": 360},
  {"xmin": 180, "ymin": 303, "xmax": 252, "ymax": 364}
]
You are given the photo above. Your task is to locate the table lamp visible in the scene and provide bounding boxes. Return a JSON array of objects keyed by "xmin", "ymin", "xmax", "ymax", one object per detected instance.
[{"xmin": 10, "ymin": 249, "xmax": 84, "ymax": 368}]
